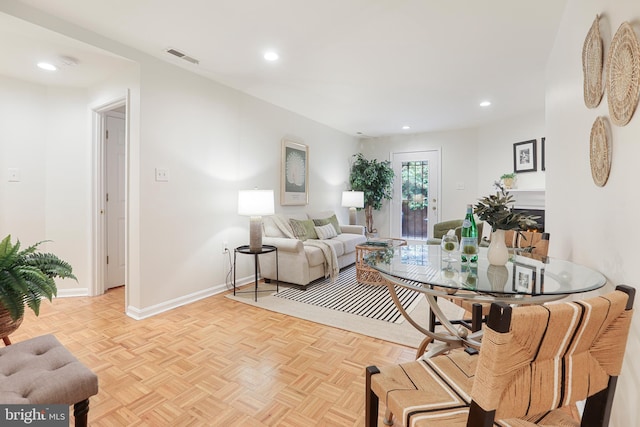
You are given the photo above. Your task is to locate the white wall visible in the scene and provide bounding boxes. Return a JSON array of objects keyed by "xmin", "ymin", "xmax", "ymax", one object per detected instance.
[
  {"xmin": 0, "ymin": 5, "xmax": 358, "ymax": 316},
  {"xmin": 360, "ymin": 112, "xmax": 546, "ymax": 237},
  {"xmin": 0, "ymin": 76, "xmax": 89, "ymax": 293},
  {"xmin": 134, "ymin": 61, "xmax": 358, "ymax": 309},
  {"xmin": 477, "ymin": 111, "xmax": 546, "ymax": 194},
  {"xmin": 547, "ymin": 2, "xmax": 639, "ymax": 425},
  {"xmin": 44, "ymin": 86, "xmax": 92, "ymax": 293},
  {"xmin": 359, "ymin": 128, "xmax": 477, "ymax": 237},
  {"xmin": 0, "ymin": 76, "xmax": 47, "ymax": 244},
  {"xmin": 0, "ymin": 49, "xmax": 357, "ymax": 317}
]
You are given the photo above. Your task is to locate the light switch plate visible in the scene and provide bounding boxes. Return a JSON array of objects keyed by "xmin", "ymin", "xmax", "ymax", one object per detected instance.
[
  {"xmin": 155, "ymin": 168, "xmax": 169, "ymax": 182},
  {"xmin": 8, "ymin": 168, "xmax": 20, "ymax": 182}
]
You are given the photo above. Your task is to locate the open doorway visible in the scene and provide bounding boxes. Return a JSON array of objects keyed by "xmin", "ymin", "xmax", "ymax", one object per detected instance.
[{"xmin": 92, "ymin": 97, "xmax": 128, "ymax": 298}]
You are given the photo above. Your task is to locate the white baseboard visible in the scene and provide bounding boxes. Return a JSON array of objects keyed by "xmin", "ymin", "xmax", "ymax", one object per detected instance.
[
  {"xmin": 56, "ymin": 288, "xmax": 90, "ymax": 298},
  {"xmin": 52, "ymin": 275, "xmax": 258, "ymax": 320},
  {"xmin": 126, "ymin": 274, "xmax": 256, "ymax": 320}
]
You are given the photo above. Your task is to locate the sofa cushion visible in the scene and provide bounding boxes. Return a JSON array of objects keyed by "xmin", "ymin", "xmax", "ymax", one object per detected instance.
[
  {"xmin": 333, "ymin": 232, "xmax": 367, "ymax": 254},
  {"xmin": 290, "ymin": 218, "xmax": 318, "ymax": 241},
  {"xmin": 321, "ymin": 238, "xmax": 345, "ymax": 257},
  {"xmin": 314, "ymin": 223, "xmax": 338, "ymax": 240},
  {"xmin": 312, "ymin": 214, "xmax": 341, "ymax": 235}
]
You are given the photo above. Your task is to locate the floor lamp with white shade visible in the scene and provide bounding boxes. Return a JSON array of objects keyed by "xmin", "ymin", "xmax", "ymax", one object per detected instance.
[{"xmin": 238, "ymin": 189, "xmax": 275, "ymax": 252}]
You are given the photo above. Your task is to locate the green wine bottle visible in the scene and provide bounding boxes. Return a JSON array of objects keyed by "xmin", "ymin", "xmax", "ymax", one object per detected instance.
[{"xmin": 461, "ymin": 204, "xmax": 478, "ymax": 262}]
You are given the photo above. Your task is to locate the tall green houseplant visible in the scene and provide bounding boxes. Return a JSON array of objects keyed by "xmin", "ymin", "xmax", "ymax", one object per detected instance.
[{"xmin": 348, "ymin": 153, "xmax": 395, "ymax": 234}]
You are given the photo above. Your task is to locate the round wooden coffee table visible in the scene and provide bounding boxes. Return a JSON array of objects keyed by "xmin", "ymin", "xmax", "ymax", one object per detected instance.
[{"xmin": 355, "ymin": 238, "xmax": 407, "ymax": 285}]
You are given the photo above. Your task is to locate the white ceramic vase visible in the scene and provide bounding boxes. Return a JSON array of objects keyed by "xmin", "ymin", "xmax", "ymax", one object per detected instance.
[{"xmin": 487, "ymin": 229, "xmax": 509, "ymax": 266}]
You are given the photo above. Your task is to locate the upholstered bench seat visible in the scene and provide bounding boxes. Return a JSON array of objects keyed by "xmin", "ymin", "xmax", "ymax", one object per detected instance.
[{"xmin": 0, "ymin": 334, "xmax": 98, "ymax": 426}]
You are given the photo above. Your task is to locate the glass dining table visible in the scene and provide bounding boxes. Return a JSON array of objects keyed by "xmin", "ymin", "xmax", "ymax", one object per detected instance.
[{"xmin": 365, "ymin": 244, "xmax": 607, "ymax": 359}]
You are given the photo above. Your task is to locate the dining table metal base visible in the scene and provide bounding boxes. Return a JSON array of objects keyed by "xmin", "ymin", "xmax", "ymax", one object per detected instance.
[{"xmin": 378, "ymin": 271, "xmax": 565, "ymax": 359}]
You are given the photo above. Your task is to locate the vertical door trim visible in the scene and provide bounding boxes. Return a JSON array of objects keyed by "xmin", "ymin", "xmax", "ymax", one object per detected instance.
[{"xmin": 91, "ymin": 94, "xmax": 129, "ymax": 305}]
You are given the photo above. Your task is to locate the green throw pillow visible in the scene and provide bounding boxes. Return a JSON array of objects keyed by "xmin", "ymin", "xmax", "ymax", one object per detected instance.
[
  {"xmin": 289, "ymin": 218, "xmax": 318, "ymax": 240},
  {"xmin": 312, "ymin": 214, "xmax": 341, "ymax": 235}
]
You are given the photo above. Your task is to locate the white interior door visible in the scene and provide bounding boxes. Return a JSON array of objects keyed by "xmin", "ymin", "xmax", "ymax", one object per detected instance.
[
  {"xmin": 391, "ymin": 150, "xmax": 440, "ymax": 242},
  {"xmin": 105, "ymin": 112, "xmax": 126, "ymax": 289}
]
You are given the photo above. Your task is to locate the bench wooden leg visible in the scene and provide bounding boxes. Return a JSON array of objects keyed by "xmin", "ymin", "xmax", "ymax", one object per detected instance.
[
  {"xmin": 366, "ymin": 366, "xmax": 380, "ymax": 427},
  {"xmin": 73, "ymin": 399, "xmax": 90, "ymax": 427}
]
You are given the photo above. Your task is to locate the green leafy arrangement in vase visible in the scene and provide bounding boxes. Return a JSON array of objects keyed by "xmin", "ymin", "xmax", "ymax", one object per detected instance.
[
  {"xmin": 0, "ymin": 235, "xmax": 76, "ymax": 321},
  {"xmin": 474, "ymin": 183, "xmax": 540, "ymax": 232}
]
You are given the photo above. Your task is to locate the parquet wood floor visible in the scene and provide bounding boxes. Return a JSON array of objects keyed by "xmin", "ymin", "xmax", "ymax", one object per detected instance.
[{"xmin": 10, "ymin": 286, "xmax": 416, "ymax": 426}]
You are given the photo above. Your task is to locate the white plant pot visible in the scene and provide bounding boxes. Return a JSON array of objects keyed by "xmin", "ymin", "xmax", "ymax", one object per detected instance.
[{"xmin": 487, "ymin": 229, "xmax": 509, "ymax": 266}]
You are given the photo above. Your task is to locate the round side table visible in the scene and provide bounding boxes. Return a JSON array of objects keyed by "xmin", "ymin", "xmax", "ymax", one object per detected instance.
[{"xmin": 233, "ymin": 245, "xmax": 278, "ymax": 301}]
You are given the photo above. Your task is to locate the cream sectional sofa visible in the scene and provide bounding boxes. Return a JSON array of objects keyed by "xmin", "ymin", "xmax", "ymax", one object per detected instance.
[{"xmin": 259, "ymin": 211, "xmax": 367, "ymax": 288}]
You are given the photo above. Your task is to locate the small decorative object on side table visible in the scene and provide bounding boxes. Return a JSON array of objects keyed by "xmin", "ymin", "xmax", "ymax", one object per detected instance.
[
  {"xmin": 355, "ymin": 238, "xmax": 407, "ymax": 285},
  {"xmin": 233, "ymin": 244, "xmax": 278, "ymax": 301}
]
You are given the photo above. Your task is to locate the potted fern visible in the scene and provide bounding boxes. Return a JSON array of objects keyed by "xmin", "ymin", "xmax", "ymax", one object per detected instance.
[{"xmin": 0, "ymin": 235, "xmax": 76, "ymax": 341}]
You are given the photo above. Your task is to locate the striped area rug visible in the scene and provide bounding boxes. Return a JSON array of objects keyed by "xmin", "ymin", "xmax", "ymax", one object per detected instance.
[{"xmin": 274, "ymin": 265, "xmax": 422, "ymax": 323}]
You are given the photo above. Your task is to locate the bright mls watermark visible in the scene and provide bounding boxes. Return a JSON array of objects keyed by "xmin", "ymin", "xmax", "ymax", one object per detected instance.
[{"xmin": 0, "ymin": 405, "xmax": 67, "ymax": 426}]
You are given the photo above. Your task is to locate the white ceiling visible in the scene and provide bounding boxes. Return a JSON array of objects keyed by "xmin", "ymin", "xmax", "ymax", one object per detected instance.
[{"xmin": 2, "ymin": 0, "xmax": 567, "ymax": 137}]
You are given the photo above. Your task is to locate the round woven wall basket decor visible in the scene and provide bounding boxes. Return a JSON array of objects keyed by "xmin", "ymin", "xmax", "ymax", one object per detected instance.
[
  {"xmin": 606, "ymin": 21, "xmax": 640, "ymax": 126},
  {"xmin": 583, "ymin": 15, "xmax": 604, "ymax": 108},
  {"xmin": 590, "ymin": 116, "xmax": 611, "ymax": 187}
]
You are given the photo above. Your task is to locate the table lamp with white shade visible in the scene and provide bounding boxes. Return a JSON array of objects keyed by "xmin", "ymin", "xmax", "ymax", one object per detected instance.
[
  {"xmin": 238, "ymin": 189, "xmax": 275, "ymax": 252},
  {"xmin": 341, "ymin": 190, "xmax": 364, "ymax": 225}
]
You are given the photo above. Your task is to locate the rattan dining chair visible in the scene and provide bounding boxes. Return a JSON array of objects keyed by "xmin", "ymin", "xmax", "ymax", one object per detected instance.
[
  {"xmin": 506, "ymin": 230, "xmax": 550, "ymax": 257},
  {"xmin": 366, "ymin": 285, "xmax": 635, "ymax": 427}
]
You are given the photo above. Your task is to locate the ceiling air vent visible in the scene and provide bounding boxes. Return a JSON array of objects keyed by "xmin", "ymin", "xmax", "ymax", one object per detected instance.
[{"xmin": 165, "ymin": 48, "xmax": 199, "ymax": 65}]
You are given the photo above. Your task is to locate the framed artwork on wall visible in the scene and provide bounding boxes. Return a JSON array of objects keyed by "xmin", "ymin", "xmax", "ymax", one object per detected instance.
[
  {"xmin": 513, "ymin": 139, "xmax": 537, "ymax": 173},
  {"xmin": 541, "ymin": 137, "xmax": 545, "ymax": 171},
  {"xmin": 281, "ymin": 138, "xmax": 309, "ymax": 205}
]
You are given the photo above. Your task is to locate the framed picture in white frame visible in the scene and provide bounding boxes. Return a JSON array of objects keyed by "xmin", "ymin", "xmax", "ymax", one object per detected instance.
[
  {"xmin": 513, "ymin": 139, "xmax": 537, "ymax": 173},
  {"xmin": 281, "ymin": 138, "xmax": 308, "ymax": 205},
  {"xmin": 513, "ymin": 262, "xmax": 537, "ymax": 293}
]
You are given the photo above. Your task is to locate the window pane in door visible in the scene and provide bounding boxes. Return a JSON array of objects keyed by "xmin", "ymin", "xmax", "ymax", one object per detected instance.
[{"xmin": 401, "ymin": 161, "xmax": 429, "ymax": 239}]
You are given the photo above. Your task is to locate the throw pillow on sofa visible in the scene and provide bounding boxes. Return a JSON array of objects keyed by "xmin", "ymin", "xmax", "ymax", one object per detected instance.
[
  {"xmin": 289, "ymin": 218, "xmax": 318, "ymax": 241},
  {"xmin": 312, "ymin": 214, "xmax": 341, "ymax": 235},
  {"xmin": 314, "ymin": 223, "xmax": 338, "ymax": 240}
]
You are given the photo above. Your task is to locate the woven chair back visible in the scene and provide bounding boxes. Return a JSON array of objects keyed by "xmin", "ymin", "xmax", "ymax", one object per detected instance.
[
  {"xmin": 471, "ymin": 288, "xmax": 634, "ymax": 420},
  {"xmin": 503, "ymin": 230, "xmax": 550, "ymax": 257}
]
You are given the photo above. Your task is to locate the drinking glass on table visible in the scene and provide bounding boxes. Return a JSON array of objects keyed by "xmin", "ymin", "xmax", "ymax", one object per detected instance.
[{"xmin": 441, "ymin": 234, "xmax": 459, "ymax": 263}]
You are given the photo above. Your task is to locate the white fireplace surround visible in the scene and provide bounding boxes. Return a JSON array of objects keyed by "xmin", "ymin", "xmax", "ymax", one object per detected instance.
[{"xmin": 508, "ymin": 189, "xmax": 545, "ymax": 210}]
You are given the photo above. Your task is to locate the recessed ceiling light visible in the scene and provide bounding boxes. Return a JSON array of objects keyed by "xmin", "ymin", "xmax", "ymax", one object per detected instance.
[
  {"xmin": 402, "ymin": 125, "xmax": 411, "ymax": 130},
  {"xmin": 264, "ymin": 51, "xmax": 279, "ymax": 61},
  {"xmin": 37, "ymin": 62, "xmax": 57, "ymax": 71},
  {"xmin": 479, "ymin": 101, "xmax": 491, "ymax": 107}
]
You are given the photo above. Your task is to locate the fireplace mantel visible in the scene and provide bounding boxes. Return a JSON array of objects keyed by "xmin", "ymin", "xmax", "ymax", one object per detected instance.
[{"xmin": 508, "ymin": 189, "xmax": 545, "ymax": 210}]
